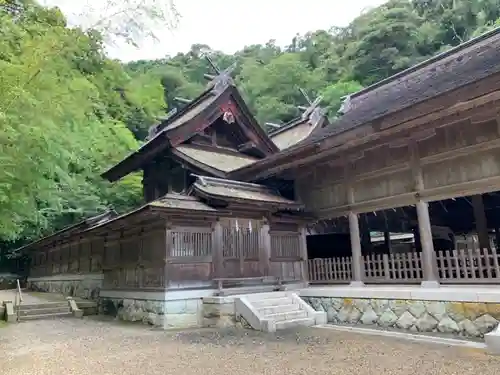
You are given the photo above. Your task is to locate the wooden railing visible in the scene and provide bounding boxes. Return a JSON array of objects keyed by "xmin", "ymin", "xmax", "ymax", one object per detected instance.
[
  {"xmin": 436, "ymin": 247, "xmax": 500, "ymax": 283},
  {"xmin": 308, "ymin": 247, "xmax": 500, "ymax": 284},
  {"xmin": 363, "ymin": 252, "xmax": 423, "ymax": 283},
  {"xmin": 308, "ymin": 257, "xmax": 353, "ymax": 283}
]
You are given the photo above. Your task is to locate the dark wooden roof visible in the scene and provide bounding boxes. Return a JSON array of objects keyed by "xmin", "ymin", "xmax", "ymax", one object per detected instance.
[
  {"xmin": 101, "ymin": 84, "xmax": 278, "ymax": 182},
  {"xmin": 191, "ymin": 176, "xmax": 303, "ymax": 210},
  {"xmin": 17, "ymin": 210, "xmax": 117, "ymax": 252},
  {"xmin": 307, "ymin": 26, "xmax": 500, "ymax": 143},
  {"xmin": 270, "ymin": 110, "xmax": 328, "ymax": 150},
  {"xmin": 230, "ymin": 26, "xmax": 500, "ymax": 180},
  {"xmin": 172, "ymin": 144, "xmax": 258, "ymax": 176},
  {"xmin": 19, "ymin": 195, "xmax": 220, "ymax": 251}
]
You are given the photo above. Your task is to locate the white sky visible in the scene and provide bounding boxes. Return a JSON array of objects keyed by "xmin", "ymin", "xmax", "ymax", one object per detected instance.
[{"xmin": 42, "ymin": 0, "xmax": 387, "ymax": 61}]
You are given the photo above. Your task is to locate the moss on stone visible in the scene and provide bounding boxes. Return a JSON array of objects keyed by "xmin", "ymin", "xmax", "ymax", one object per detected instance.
[
  {"xmin": 485, "ymin": 303, "xmax": 500, "ymax": 320},
  {"xmin": 461, "ymin": 303, "xmax": 488, "ymax": 320}
]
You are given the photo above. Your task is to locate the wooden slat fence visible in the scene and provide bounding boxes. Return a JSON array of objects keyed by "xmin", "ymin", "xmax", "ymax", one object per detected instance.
[
  {"xmin": 436, "ymin": 247, "xmax": 500, "ymax": 283},
  {"xmin": 308, "ymin": 257, "xmax": 352, "ymax": 283},
  {"xmin": 308, "ymin": 248, "xmax": 500, "ymax": 284},
  {"xmin": 363, "ymin": 252, "xmax": 423, "ymax": 283}
]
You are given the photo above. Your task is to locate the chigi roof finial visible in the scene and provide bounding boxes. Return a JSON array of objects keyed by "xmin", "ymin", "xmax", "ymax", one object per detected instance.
[{"xmin": 203, "ymin": 55, "xmax": 236, "ymax": 94}]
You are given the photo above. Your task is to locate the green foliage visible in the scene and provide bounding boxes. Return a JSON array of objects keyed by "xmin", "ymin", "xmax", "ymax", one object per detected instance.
[
  {"xmin": 1, "ymin": 0, "xmax": 500, "ymax": 260},
  {"xmin": 124, "ymin": 0, "xmax": 500, "ymax": 131},
  {"xmin": 0, "ymin": 3, "xmax": 142, "ymax": 246}
]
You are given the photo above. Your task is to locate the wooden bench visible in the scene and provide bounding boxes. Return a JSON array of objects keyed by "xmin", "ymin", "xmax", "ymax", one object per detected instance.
[{"xmin": 213, "ymin": 276, "xmax": 284, "ymax": 296}]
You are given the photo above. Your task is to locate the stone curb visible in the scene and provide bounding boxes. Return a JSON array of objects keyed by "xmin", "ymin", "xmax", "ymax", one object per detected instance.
[{"xmin": 315, "ymin": 324, "xmax": 487, "ymax": 350}]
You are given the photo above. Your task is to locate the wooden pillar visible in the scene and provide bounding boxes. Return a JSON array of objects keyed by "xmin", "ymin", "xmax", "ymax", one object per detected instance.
[
  {"xmin": 495, "ymin": 228, "xmax": 500, "ymax": 251},
  {"xmin": 472, "ymin": 194, "xmax": 490, "ymax": 251},
  {"xmin": 298, "ymin": 225, "xmax": 309, "ymax": 283},
  {"xmin": 349, "ymin": 211, "xmax": 364, "ymax": 286},
  {"xmin": 212, "ymin": 219, "xmax": 224, "ymax": 278},
  {"xmin": 259, "ymin": 219, "xmax": 271, "ymax": 277},
  {"xmin": 384, "ymin": 231, "xmax": 392, "ymax": 254},
  {"xmin": 360, "ymin": 216, "xmax": 372, "ymax": 255},
  {"xmin": 410, "ymin": 139, "xmax": 439, "ymax": 288},
  {"xmin": 416, "ymin": 200, "xmax": 439, "ymax": 287},
  {"xmin": 345, "ymin": 160, "xmax": 364, "ymax": 286},
  {"xmin": 164, "ymin": 223, "xmax": 173, "ymax": 289}
]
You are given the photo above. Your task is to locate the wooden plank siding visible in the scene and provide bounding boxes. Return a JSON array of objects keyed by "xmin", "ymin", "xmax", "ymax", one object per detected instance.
[
  {"xmin": 30, "ymin": 217, "xmax": 308, "ymax": 290},
  {"xmin": 295, "ymin": 107, "xmax": 500, "ymax": 218}
]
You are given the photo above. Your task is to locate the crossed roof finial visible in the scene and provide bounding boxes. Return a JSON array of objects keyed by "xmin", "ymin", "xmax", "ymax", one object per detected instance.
[
  {"xmin": 297, "ymin": 87, "xmax": 324, "ymax": 124},
  {"xmin": 203, "ymin": 54, "xmax": 236, "ymax": 94}
]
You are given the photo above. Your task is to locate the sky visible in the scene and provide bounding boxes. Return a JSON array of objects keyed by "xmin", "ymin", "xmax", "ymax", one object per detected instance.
[{"xmin": 42, "ymin": 0, "xmax": 387, "ymax": 62}]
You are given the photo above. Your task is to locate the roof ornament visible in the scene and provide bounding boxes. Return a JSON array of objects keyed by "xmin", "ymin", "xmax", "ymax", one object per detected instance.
[
  {"xmin": 203, "ymin": 55, "xmax": 236, "ymax": 94},
  {"xmin": 338, "ymin": 94, "xmax": 353, "ymax": 116},
  {"xmin": 298, "ymin": 87, "xmax": 324, "ymax": 126}
]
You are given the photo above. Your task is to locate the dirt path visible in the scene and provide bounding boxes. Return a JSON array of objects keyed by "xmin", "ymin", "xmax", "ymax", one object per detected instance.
[{"xmin": 1, "ymin": 318, "xmax": 499, "ymax": 375}]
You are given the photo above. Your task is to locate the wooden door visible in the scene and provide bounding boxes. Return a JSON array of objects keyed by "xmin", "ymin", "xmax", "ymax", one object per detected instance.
[{"xmin": 221, "ymin": 218, "xmax": 262, "ymax": 278}]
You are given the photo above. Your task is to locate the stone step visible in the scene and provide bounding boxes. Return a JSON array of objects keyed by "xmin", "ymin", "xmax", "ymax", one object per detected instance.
[
  {"xmin": 257, "ymin": 303, "xmax": 301, "ymax": 316},
  {"xmin": 252, "ymin": 297, "xmax": 295, "ymax": 308},
  {"xmin": 244, "ymin": 291, "xmax": 289, "ymax": 301},
  {"xmin": 20, "ymin": 312, "xmax": 73, "ymax": 321},
  {"xmin": 275, "ymin": 317, "xmax": 315, "ymax": 330},
  {"xmin": 265, "ymin": 310, "xmax": 308, "ymax": 322},
  {"xmin": 217, "ymin": 285, "xmax": 282, "ymax": 296},
  {"xmin": 19, "ymin": 306, "xmax": 70, "ymax": 316},
  {"xmin": 19, "ymin": 302, "xmax": 68, "ymax": 310}
]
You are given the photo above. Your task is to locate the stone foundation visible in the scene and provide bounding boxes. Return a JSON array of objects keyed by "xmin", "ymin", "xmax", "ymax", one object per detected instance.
[
  {"xmin": 302, "ymin": 296, "xmax": 500, "ymax": 338},
  {"xmin": 99, "ymin": 289, "xmax": 217, "ymax": 329},
  {"xmin": 28, "ymin": 274, "xmax": 102, "ymax": 300},
  {"xmin": 202, "ymin": 296, "xmax": 237, "ymax": 328}
]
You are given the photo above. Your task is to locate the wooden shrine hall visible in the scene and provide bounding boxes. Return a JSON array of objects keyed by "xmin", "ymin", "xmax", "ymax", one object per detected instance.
[
  {"xmin": 23, "ymin": 26, "xmax": 500, "ymax": 301},
  {"xmin": 23, "ymin": 62, "xmax": 323, "ymax": 298}
]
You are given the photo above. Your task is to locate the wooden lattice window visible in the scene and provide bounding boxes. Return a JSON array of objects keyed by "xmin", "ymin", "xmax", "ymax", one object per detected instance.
[
  {"xmin": 170, "ymin": 228, "xmax": 212, "ymax": 258},
  {"xmin": 271, "ymin": 232, "xmax": 301, "ymax": 258}
]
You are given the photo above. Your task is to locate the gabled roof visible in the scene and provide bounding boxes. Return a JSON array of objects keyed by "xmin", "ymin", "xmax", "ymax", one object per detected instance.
[
  {"xmin": 102, "ymin": 83, "xmax": 278, "ymax": 182},
  {"xmin": 19, "ymin": 195, "xmax": 219, "ymax": 252},
  {"xmin": 307, "ymin": 26, "xmax": 500, "ymax": 143},
  {"xmin": 172, "ymin": 144, "xmax": 258, "ymax": 177},
  {"xmin": 270, "ymin": 107, "xmax": 329, "ymax": 150},
  {"xmin": 17, "ymin": 210, "xmax": 117, "ymax": 252},
  {"xmin": 190, "ymin": 175, "xmax": 303, "ymax": 210}
]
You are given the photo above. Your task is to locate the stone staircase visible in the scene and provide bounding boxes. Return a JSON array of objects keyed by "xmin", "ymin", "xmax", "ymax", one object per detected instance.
[
  {"xmin": 14, "ymin": 299, "xmax": 97, "ymax": 322},
  {"xmin": 17, "ymin": 301, "xmax": 72, "ymax": 321},
  {"xmin": 234, "ymin": 291, "xmax": 326, "ymax": 332}
]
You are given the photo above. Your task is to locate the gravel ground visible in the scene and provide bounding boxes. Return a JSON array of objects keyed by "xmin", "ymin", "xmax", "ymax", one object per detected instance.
[{"xmin": 1, "ymin": 317, "xmax": 499, "ymax": 375}]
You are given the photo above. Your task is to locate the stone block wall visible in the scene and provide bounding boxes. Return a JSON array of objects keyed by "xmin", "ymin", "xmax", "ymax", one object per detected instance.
[
  {"xmin": 28, "ymin": 274, "xmax": 102, "ymax": 300},
  {"xmin": 302, "ymin": 296, "xmax": 500, "ymax": 338},
  {"xmin": 99, "ymin": 297, "xmax": 204, "ymax": 329},
  {"xmin": 202, "ymin": 298, "xmax": 236, "ymax": 328}
]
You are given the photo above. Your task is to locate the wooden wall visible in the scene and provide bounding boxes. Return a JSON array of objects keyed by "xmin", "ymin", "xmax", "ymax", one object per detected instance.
[
  {"xmin": 30, "ymin": 215, "xmax": 308, "ymax": 289},
  {"xmin": 296, "ymin": 117, "xmax": 500, "ymax": 217}
]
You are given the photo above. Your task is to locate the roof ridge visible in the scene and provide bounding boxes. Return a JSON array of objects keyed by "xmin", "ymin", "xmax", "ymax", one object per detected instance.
[
  {"xmin": 351, "ymin": 26, "xmax": 500, "ymax": 99},
  {"xmin": 193, "ymin": 175, "xmax": 276, "ymax": 192}
]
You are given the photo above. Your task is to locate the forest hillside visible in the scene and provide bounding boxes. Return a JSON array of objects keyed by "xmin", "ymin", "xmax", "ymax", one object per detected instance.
[{"xmin": 1, "ymin": 0, "xmax": 500, "ymax": 264}]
